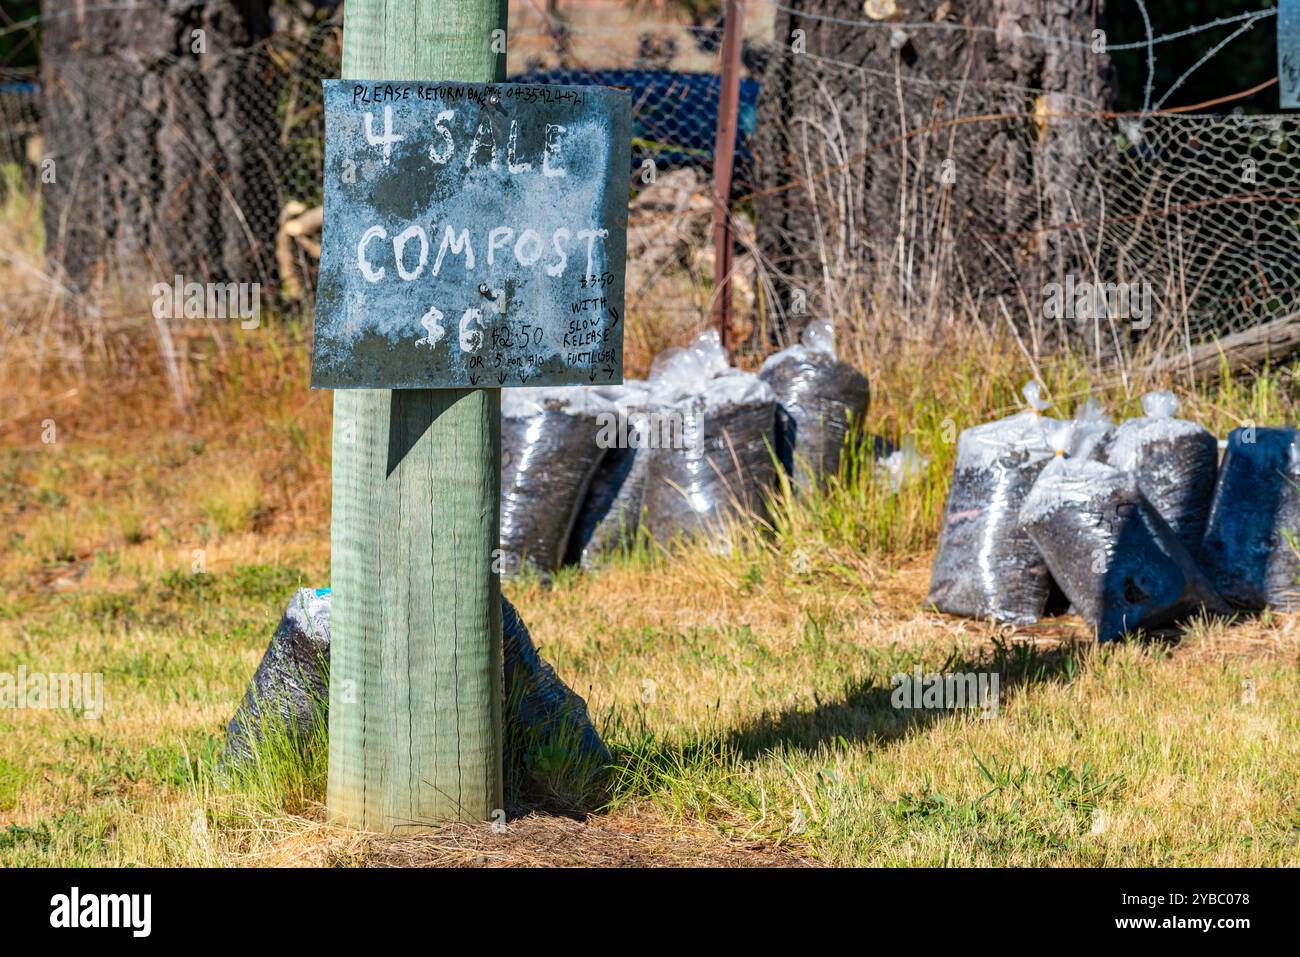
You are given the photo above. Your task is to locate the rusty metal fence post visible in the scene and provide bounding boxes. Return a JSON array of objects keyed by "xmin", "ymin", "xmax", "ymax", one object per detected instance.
[{"xmin": 710, "ymin": 0, "xmax": 744, "ymax": 361}]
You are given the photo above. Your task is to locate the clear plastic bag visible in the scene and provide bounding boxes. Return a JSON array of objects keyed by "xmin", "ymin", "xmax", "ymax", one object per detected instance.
[
  {"xmin": 1104, "ymin": 391, "xmax": 1218, "ymax": 553},
  {"xmin": 1200, "ymin": 426, "xmax": 1300, "ymax": 609},
  {"xmin": 222, "ymin": 589, "xmax": 610, "ymax": 775},
  {"xmin": 760, "ymin": 320, "xmax": 870, "ymax": 490},
  {"xmin": 1073, "ymin": 397, "xmax": 1115, "ymax": 461},
  {"xmin": 500, "ymin": 386, "xmax": 613, "ymax": 577},
  {"xmin": 642, "ymin": 371, "xmax": 777, "ymax": 548},
  {"xmin": 1020, "ymin": 453, "xmax": 1229, "ymax": 641},
  {"xmin": 877, "ymin": 436, "xmax": 929, "ymax": 491},
  {"xmin": 926, "ymin": 383, "xmax": 1062, "ymax": 623},
  {"xmin": 648, "ymin": 327, "xmax": 730, "ymax": 392}
]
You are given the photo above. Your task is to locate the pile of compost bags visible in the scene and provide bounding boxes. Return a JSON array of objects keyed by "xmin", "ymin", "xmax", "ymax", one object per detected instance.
[
  {"xmin": 759, "ymin": 319, "xmax": 870, "ymax": 489},
  {"xmin": 641, "ymin": 369, "xmax": 778, "ymax": 547},
  {"xmin": 1020, "ymin": 430, "xmax": 1229, "ymax": 641},
  {"xmin": 566, "ymin": 381, "xmax": 657, "ymax": 568},
  {"xmin": 501, "ymin": 387, "xmax": 613, "ymax": 577},
  {"xmin": 539, "ymin": 326, "xmax": 877, "ymax": 563},
  {"xmin": 222, "ymin": 588, "xmax": 610, "ymax": 776},
  {"xmin": 1200, "ymin": 426, "xmax": 1300, "ymax": 609},
  {"xmin": 926, "ymin": 383, "xmax": 1063, "ymax": 623},
  {"xmin": 1104, "ymin": 391, "xmax": 1218, "ymax": 553}
]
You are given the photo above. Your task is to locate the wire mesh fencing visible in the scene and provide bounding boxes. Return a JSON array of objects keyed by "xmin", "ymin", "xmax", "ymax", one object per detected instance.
[
  {"xmin": 0, "ymin": 1, "xmax": 1296, "ymax": 376},
  {"xmin": 0, "ymin": 68, "xmax": 38, "ymax": 169},
  {"xmin": 749, "ymin": 40, "xmax": 1300, "ymax": 366}
]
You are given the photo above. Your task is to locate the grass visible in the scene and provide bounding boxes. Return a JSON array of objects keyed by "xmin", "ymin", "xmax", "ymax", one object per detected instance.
[
  {"xmin": 2, "ymin": 550, "xmax": 1296, "ymax": 865},
  {"xmin": 2, "ymin": 164, "xmax": 1300, "ymax": 865},
  {"xmin": 1, "ymin": 304, "xmax": 1298, "ymax": 867}
]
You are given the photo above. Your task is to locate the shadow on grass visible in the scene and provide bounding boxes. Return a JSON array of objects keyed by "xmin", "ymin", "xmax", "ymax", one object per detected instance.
[{"xmin": 724, "ymin": 636, "xmax": 1090, "ymax": 760}]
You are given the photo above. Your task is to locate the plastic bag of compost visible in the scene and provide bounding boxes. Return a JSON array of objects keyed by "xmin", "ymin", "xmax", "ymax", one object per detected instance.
[
  {"xmin": 500, "ymin": 596, "xmax": 610, "ymax": 767},
  {"xmin": 1200, "ymin": 426, "xmax": 1300, "ymax": 610},
  {"xmin": 642, "ymin": 370, "xmax": 778, "ymax": 548},
  {"xmin": 760, "ymin": 319, "xmax": 870, "ymax": 489},
  {"xmin": 1104, "ymin": 391, "xmax": 1218, "ymax": 553},
  {"xmin": 222, "ymin": 589, "xmax": 610, "ymax": 774},
  {"xmin": 566, "ymin": 380, "xmax": 658, "ymax": 568},
  {"xmin": 1020, "ymin": 427, "xmax": 1229, "ymax": 642},
  {"xmin": 926, "ymin": 382, "xmax": 1063, "ymax": 623},
  {"xmin": 222, "ymin": 587, "xmax": 331, "ymax": 765},
  {"xmin": 501, "ymin": 386, "xmax": 613, "ymax": 577}
]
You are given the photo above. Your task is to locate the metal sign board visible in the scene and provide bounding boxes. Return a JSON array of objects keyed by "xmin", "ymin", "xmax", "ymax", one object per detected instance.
[
  {"xmin": 1282, "ymin": 0, "xmax": 1300, "ymax": 109},
  {"xmin": 312, "ymin": 80, "xmax": 631, "ymax": 389}
]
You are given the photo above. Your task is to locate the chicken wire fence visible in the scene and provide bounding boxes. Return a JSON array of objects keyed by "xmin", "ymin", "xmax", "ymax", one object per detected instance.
[
  {"xmin": 0, "ymin": 4, "xmax": 1295, "ymax": 361},
  {"xmin": 0, "ymin": 69, "xmax": 37, "ymax": 170},
  {"xmin": 751, "ymin": 42, "xmax": 1300, "ymax": 356}
]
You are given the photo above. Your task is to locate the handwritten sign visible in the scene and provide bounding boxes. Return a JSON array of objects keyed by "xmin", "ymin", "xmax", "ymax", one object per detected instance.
[
  {"xmin": 312, "ymin": 80, "xmax": 631, "ymax": 389},
  {"xmin": 1283, "ymin": 0, "xmax": 1300, "ymax": 109}
]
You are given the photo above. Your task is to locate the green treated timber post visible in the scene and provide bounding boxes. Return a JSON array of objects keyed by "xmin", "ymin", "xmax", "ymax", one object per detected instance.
[{"xmin": 327, "ymin": 0, "xmax": 507, "ymax": 830}]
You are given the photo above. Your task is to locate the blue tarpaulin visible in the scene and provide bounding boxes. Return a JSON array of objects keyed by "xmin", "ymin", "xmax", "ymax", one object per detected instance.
[{"xmin": 511, "ymin": 68, "xmax": 760, "ymax": 189}]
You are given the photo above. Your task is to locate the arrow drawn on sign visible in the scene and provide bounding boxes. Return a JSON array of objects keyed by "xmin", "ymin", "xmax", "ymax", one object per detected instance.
[
  {"xmin": 497, "ymin": 370, "xmax": 508, "ymax": 385},
  {"xmin": 416, "ymin": 304, "xmax": 447, "ymax": 348}
]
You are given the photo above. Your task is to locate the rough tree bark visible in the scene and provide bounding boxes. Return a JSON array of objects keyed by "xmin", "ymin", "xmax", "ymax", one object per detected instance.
[
  {"xmin": 753, "ymin": 0, "xmax": 1112, "ymax": 343},
  {"xmin": 40, "ymin": 0, "xmax": 279, "ymax": 289}
]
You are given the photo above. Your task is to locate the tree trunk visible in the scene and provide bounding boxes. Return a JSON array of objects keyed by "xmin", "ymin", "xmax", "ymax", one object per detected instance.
[
  {"xmin": 40, "ymin": 0, "xmax": 278, "ymax": 290},
  {"xmin": 753, "ymin": 0, "xmax": 1112, "ymax": 344}
]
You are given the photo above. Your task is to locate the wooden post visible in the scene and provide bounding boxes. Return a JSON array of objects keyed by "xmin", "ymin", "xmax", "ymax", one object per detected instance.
[
  {"xmin": 710, "ymin": 0, "xmax": 745, "ymax": 361},
  {"xmin": 326, "ymin": 0, "xmax": 506, "ymax": 830}
]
